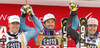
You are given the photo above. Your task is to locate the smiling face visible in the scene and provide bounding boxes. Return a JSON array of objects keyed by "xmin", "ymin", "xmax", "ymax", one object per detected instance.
[
  {"xmin": 9, "ymin": 22, "xmax": 20, "ymax": 34},
  {"xmin": 87, "ymin": 24, "xmax": 98, "ymax": 35},
  {"xmin": 44, "ymin": 18, "xmax": 55, "ymax": 30}
]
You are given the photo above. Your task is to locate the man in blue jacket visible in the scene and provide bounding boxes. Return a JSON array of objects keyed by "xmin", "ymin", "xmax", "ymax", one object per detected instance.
[{"xmin": 20, "ymin": 3, "xmax": 79, "ymax": 48}]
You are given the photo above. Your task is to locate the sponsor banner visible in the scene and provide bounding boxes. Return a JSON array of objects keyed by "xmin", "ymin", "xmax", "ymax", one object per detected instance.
[{"xmin": 0, "ymin": 4, "xmax": 100, "ymax": 48}]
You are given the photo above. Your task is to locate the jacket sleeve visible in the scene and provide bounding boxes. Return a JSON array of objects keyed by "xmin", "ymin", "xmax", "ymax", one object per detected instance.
[
  {"xmin": 20, "ymin": 14, "xmax": 43, "ymax": 43},
  {"xmin": 58, "ymin": 15, "xmax": 79, "ymax": 38},
  {"xmin": 72, "ymin": 15, "xmax": 79, "ymax": 30}
]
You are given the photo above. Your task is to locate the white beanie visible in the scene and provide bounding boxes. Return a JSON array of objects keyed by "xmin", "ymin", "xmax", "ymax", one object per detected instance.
[
  {"xmin": 87, "ymin": 18, "xmax": 98, "ymax": 25},
  {"xmin": 9, "ymin": 15, "xmax": 20, "ymax": 23},
  {"xmin": 43, "ymin": 13, "xmax": 56, "ymax": 22}
]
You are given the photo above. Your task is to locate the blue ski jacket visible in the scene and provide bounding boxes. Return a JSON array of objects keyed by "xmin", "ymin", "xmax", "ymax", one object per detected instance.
[
  {"xmin": 20, "ymin": 15, "xmax": 43, "ymax": 43},
  {"xmin": 20, "ymin": 15, "xmax": 79, "ymax": 43}
]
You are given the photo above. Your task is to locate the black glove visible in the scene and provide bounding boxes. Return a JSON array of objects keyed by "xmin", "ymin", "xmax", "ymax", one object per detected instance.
[{"xmin": 21, "ymin": 13, "xmax": 27, "ymax": 17}]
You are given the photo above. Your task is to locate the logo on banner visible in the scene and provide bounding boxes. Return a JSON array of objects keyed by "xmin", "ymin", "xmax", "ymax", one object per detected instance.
[
  {"xmin": 0, "ymin": 14, "xmax": 44, "ymax": 22},
  {"xmin": 0, "ymin": 26, "xmax": 7, "ymax": 48},
  {"xmin": 0, "ymin": 26, "xmax": 6, "ymax": 40},
  {"xmin": 28, "ymin": 16, "xmax": 43, "ymax": 22},
  {"xmin": 85, "ymin": 12, "xmax": 92, "ymax": 19},
  {"xmin": 39, "ymin": 45, "xmax": 60, "ymax": 48},
  {"xmin": 27, "ymin": 46, "xmax": 31, "ymax": 48},
  {"xmin": 0, "ymin": 14, "xmax": 8, "ymax": 20}
]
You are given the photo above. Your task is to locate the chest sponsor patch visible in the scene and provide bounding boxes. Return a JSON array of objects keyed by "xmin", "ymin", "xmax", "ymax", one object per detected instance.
[
  {"xmin": 42, "ymin": 37, "xmax": 58, "ymax": 45},
  {"xmin": 86, "ymin": 43, "xmax": 98, "ymax": 48},
  {"xmin": 7, "ymin": 41, "xmax": 21, "ymax": 48}
]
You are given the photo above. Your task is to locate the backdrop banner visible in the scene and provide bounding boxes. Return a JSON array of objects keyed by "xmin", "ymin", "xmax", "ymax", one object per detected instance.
[{"xmin": 0, "ymin": 4, "xmax": 100, "ymax": 48}]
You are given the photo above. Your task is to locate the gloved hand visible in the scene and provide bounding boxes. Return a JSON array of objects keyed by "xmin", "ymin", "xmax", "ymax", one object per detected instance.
[
  {"xmin": 69, "ymin": 1, "xmax": 79, "ymax": 11},
  {"xmin": 20, "ymin": 5, "xmax": 28, "ymax": 14},
  {"xmin": 26, "ymin": 5, "xmax": 35, "ymax": 16},
  {"xmin": 20, "ymin": 5, "xmax": 30, "ymax": 17}
]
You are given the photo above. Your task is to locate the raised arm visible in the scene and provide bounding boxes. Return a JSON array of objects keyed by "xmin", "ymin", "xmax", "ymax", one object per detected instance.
[
  {"xmin": 66, "ymin": 2, "xmax": 79, "ymax": 44},
  {"xmin": 20, "ymin": 5, "xmax": 43, "ymax": 42}
]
